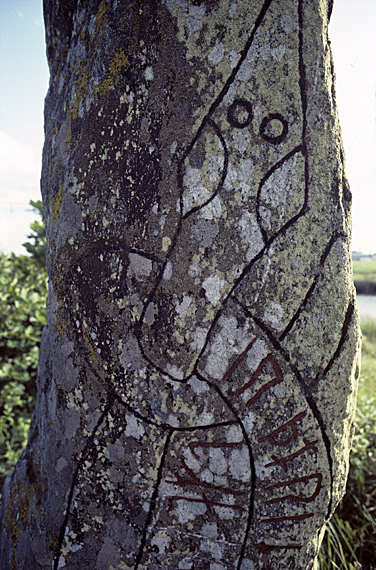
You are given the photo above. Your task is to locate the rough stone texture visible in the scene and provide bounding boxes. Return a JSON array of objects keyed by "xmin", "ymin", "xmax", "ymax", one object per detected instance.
[{"xmin": 0, "ymin": 1, "xmax": 361, "ymax": 569}]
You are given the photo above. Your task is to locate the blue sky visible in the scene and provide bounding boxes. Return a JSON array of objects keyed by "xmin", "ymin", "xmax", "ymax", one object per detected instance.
[
  {"xmin": 0, "ymin": 0, "xmax": 48, "ymax": 253},
  {"xmin": 0, "ymin": 0, "xmax": 375, "ymax": 254}
]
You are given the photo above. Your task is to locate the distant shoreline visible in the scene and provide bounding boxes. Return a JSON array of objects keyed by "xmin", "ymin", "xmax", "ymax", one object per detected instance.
[{"xmin": 354, "ymin": 281, "xmax": 376, "ymax": 295}]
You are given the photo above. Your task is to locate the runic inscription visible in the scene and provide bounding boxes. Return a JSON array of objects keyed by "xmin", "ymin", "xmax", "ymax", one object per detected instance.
[
  {"xmin": 0, "ymin": 0, "xmax": 360, "ymax": 569},
  {"xmin": 44, "ymin": 1, "xmax": 359, "ymax": 568}
]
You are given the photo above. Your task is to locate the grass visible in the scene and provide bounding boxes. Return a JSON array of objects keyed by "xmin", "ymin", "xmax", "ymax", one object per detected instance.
[
  {"xmin": 353, "ymin": 260, "xmax": 376, "ymax": 283},
  {"xmin": 318, "ymin": 319, "xmax": 376, "ymax": 569},
  {"xmin": 357, "ymin": 320, "xmax": 376, "ymax": 399}
]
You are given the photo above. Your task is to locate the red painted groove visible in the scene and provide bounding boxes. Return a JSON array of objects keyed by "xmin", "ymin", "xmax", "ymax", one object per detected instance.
[
  {"xmin": 235, "ymin": 353, "xmax": 283, "ymax": 399},
  {"xmin": 245, "ymin": 375, "xmax": 283, "ymax": 407},
  {"xmin": 224, "ymin": 337, "xmax": 257, "ymax": 382},
  {"xmin": 166, "ymin": 493, "xmax": 247, "ymax": 512},
  {"xmin": 258, "ymin": 411, "xmax": 306, "ymax": 446},
  {"xmin": 165, "ymin": 458, "xmax": 247, "ymax": 496},
  {"xmin": 264, "ymin": 472, "xmax": 322, "ymax": 504},
  {"xmin": 188, "ymin": 440, "xmax": 244, "ymax": 460},
  {"xmin": 265, "ymin": 438, "xmax": 319, "ymax": 471},
  {"xmin": 261, "ymin": 512, "xmax": 314, "ymax": 523}
]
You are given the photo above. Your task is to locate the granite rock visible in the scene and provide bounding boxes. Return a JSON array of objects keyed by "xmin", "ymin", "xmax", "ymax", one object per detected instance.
[{"xmin": 0, "ymin": 1, "xmax": 361, "ymax": 569}]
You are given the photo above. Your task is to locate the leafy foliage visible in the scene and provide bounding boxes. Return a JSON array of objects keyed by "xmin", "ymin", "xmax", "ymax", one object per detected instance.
[
  {"xmin": 0, "ymin": 201, "xmax": 47, "ymax": 489},
  {"xmin": 22, "ymin": 200, "xmax": 47, "ymax": 270}
]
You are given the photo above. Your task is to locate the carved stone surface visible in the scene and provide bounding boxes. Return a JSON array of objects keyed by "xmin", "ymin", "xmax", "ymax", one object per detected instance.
[{"xmin": 0, "ymin": 1, "xmax": 361, "ymax": 569}]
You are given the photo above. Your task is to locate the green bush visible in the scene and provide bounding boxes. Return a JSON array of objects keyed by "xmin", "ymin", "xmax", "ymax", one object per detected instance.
[
  {"xmin": 21, "ymin": 199, "xmax": 47, "ymax": 267},
  {"xmin": 0, "ymin": 201, "xmax": 47, "ymax": 489}
]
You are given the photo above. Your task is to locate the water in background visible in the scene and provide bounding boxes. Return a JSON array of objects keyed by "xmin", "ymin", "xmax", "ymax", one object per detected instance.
[{"xmin": 356, "ymin": 295, "xmax": 376, "ymax": 322}]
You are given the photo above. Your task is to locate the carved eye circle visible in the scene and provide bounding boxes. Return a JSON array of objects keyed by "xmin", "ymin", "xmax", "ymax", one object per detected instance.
[
  {"xmin": 259, "ymin": 113, "xmax": 288, "ymax": 144},
  {"xmin": 227, "ymin": 99, "xmax": 253, "ymax": 128}
]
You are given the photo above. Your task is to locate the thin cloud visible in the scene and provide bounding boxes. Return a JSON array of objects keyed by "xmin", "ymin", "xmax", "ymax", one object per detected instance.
[{"xmin": 0, "ymin": 130, "xmax": 42, "ymax": 198}]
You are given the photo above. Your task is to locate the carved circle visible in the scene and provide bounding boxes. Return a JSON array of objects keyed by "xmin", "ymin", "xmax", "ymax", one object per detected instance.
[
  {"xmin": 259, "ymin": 113, "xmax": 288, "ymax": 144},
  {"xmin": 227, "ymin": 99, "xmax": 253, "ymax": 128}
]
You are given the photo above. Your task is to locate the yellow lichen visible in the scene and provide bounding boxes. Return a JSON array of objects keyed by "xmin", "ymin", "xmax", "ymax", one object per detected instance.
[
  {"xmin": 94, "ymin": 0, "xmax": 107, "ymax": 39},
  {"xmin": 71, "ymin": 63, "xmax": 90, "ymax": 120},
  {"xmin": 82, "ymin": 320, "xmax": 99, "ymax": 364},
  {"xmin": 99, "ymin": 50, "xmax": 130, "ymax": 98},
  {"xmin": 3, "ymin": 459, "xmax": 45, "ymax": 570},
  {"xmin": 50, "ymin": 183, "xmax": 63, "ymax": 225},
  {"xmin": 56, "ymin": 301, "xmax": 69, "ymax": 339},
  {"xmin": 162, "ymin": 236, "xmax": 172, "ymax": 252}
]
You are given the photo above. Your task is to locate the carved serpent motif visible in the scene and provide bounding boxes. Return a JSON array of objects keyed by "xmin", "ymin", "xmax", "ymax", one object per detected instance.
[{"xmin": 53, "ymin": 1, "xmax": 355, "ymax": 568}]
